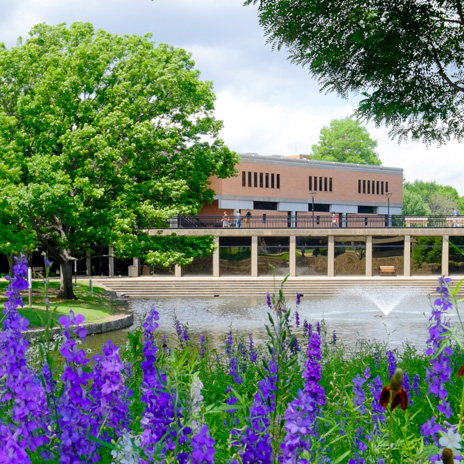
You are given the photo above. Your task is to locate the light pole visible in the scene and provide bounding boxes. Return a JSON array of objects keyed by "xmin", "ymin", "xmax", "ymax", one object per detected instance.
[
  {"xmin": 309, "ymin": 192, "xmax": 317, "ymax": 227},
  {"xmin": 385, "ymin": 192, "xmax": 392, "ymax": 227}
]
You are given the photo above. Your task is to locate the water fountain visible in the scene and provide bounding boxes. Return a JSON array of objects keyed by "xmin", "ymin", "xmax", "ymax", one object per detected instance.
[{"xmin": 82, "ymin": 287, "xmax": 448, "ymax": 352}]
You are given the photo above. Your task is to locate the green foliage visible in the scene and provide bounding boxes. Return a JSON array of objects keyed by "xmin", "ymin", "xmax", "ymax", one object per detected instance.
[
  {"xmin": 245, "ymin": 0, "xmax": 464, "ymax": 144},
  {"xmin": 403, "ymin": 180, "xmax": 463, "ymax": 216},
  {"xmin": 0, "ymin": 22, "xmax": 238, "ymax": 297},
  {"xmin": 311, "ymin": 117, "xmax": 381, "ymax": 165}
]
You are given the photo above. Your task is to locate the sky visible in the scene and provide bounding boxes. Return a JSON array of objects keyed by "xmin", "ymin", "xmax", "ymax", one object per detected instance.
[{"xmin": 1, "ymin": 0, "xmax": 463, "ymax": 194}]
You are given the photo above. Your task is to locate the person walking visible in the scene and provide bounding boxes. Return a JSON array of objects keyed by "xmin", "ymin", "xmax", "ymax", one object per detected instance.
[
  {"xmin": 453, "ymin": 208, "xmax": 459, "ymax": 227},
  {"xmin": 221, "ymin": 211, "xmax": 231, "ymax": 228},
  {"xmin": 244, "ymin": 209, "xmax": 252, "ymax": 227}
]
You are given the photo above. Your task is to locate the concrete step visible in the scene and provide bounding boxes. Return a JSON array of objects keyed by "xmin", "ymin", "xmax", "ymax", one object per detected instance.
[{"xmin": 95, "ymin": 276, "xmax": 458, "ymax": 298}]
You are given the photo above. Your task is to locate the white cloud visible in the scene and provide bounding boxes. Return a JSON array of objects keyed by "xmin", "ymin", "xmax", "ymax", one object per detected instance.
[{"xmin": 215, "ymin": 91, "xmax": 355, "ymax": 155}]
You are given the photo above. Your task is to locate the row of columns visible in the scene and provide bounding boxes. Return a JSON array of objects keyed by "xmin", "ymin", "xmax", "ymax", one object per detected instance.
[
  {"xmin": 125, "ymin": 234, "xmax": 451, "ymax": 278},
  {"xmin": 208, "ymin": 235, "xmax": 450, "ymax": 278}
]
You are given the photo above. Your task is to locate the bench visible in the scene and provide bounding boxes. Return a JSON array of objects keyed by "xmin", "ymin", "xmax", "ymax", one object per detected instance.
[
  {"xmin": 405, "ymin": 217, "xmax": 428, "ymax": 227},
  {"xmin": 379, "ymin": 265, "xmax": 396, "ymax": 276},
  {"xmin": 446, "ymin": 217, "xmax": 464, "ymax": 227},
  {"xmin": 32, "ymin": 266, "xmax": 44, "ymax": 277}
]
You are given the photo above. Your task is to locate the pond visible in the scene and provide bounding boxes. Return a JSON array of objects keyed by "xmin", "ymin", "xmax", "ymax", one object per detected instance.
[{"xmin": 81, "ymin": 286, "xmax": 451, "ymax": 353}]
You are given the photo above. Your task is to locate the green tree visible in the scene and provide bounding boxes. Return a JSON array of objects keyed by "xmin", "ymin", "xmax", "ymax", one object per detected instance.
[
  {"xmin": 311, "ymin": 117, "xmax": 381, "ymax": 165},
  {"xmin": 402, "ymin": 180, "xmax": 462, "ymax": 216},
  {"xmin": 0, "ymin": 22, "xmax": 238, "ymax": 299},
  {"xmin": 245, "ymin": 0, "xmax": 464, "ymax": 144}
]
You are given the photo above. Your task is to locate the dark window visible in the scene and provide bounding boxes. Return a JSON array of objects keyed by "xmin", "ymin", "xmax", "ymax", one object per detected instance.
[
  {"xmin": 308, "ymin": 203, "xmax": 330, "ymax": 212},
  {"xmin": 260, "ymin": 173, "xmax": 263, "ymax": 188},
  {"xmin": 242, "ymin": 171, "xmax": 246, "ymax": 187},
  {"xmin": 386, "ymin": 182, "xmax": 389, "ymax": 194},
  {"xmin": 358, "ymin": 205, "xmax": 375, "ymax": 214},
  {"xmin": 329, "ymin": 178, "xmax": 332, "ymax": 192},
  {"xmin": 254, "ymin": 201, "xmax": 277, "ymax": 210},
  {"xmin": 376, "ymin": 181, "xmax": 380, "ymax": 195},
  {"xmin": 271, "ymin": 173, "xmax": 275, "ymax": 188},
  {"xmin": 248, "ymin": 172, "xmax": 252, "ymax": 187},
  {"xmin": 324, "ymin": 177, "xmax": 327, "ymax": 191},
  {"xmin": 381, "ymin": 181, "xmax": 384, "ymax": 195},
  {"xmin": 314, "ymin": 176, "xmax": 318, "ymax": 191},
  {"xmin": 319, "ymin": 177, "xmax": 323, "ymax": 191},
  {"xmin": 265, "ymin": 173, "xmax": 269, "ymax": 188},
  {"xmin": 309, "ymin": 176, "xmax": 312, "ymax": 191},
  {"xmin": 277, "ymin": 174, "xmax": 280, "ymax": 189},
  {"xmin": 254, "ymin": 172, "xmax": 258, "ymax": 187},
  {"xmin": 367, "ymin": 180, "xmax": 370, "ymax": 194},
  {"xmin": 358, "ymin": 179, "xmax": 361, "ymax": 194},
  {"xmin": 363, "ymin": 180, "xmax": 366, "ymax": 194}
]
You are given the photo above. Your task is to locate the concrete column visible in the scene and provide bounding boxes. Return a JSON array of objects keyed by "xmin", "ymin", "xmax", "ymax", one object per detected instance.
[
  {"xmin": 175, "ymin": 264, "xmax": 182, "ymax": 278},
  {"xmin": 108, "ymin": 247, "xmax": 114, "ymax": 277},
  {"xmin": 442, "ymin": 235, "xmax": 449, "ymax": 276},
  {"xmin": 289, "ymin": 236, "xmax": 296, "ymax": 277},
  {"xmin": 86, "ymin": 249, "xmax": 91, "ymax": 276},
  {"xmin": 328, "ymin": 235, "xmax": 335, "ymax": 277},
  {"xmin": 404, "ymin": 235, "xmax": 411, "ymax": 276},
  {"xmin": 252, "ymin": 236, "xmax": 258, "ymax": 277},
  {"xmin": 213, "ymin": 237, "xmax": 220, "ymax": 277},
  {"xmin": 365, "ymin": 236, "xmax": 373, "ymax": 277},
  {"xmin": 133, "ymin": 257, "xmax": 140, "ymax": 277}
]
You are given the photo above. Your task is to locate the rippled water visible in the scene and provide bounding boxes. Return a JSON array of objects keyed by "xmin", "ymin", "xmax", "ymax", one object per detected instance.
[{"xmin": 82, "ymin": 289, "xmax": 448, "ymax": 353}]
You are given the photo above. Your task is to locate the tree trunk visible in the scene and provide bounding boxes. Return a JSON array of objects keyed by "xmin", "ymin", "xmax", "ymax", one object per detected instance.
[
  {"xmin": 7, "ymin": 254, "xmax": 14, "ymax": 277},
  {"xmin": 58, "ymin": 260, "xmax": 76, "ymax": 300}
]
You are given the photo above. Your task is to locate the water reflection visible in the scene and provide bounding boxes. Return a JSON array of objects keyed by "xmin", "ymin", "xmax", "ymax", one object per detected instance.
[{"xmin": 82, "ymin": 289, "xmax": 447, "ymax": 353}]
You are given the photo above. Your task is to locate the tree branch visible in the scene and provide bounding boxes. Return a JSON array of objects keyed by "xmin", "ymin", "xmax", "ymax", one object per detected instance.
[{"xmin": 432, "ymin": 48, "xmax": 464, "ymax": 92}]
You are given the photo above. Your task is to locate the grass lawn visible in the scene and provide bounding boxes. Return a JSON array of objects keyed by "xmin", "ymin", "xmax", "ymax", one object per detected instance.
[{"xmin": 0, "ymin": 279, "xmax": 122, "ymax": 328}]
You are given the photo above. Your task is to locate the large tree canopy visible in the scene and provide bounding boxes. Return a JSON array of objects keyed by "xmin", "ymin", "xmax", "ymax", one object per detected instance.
[
  {"xmin": 0, "ymin": 22, "xmax": 238, "ymax": 298},
  {"xmin": 245, "ymin": 0, "xmax": 464, "ymax": 144},
  {"xmin": 311, "ymin": 117, "xmax": 381, "ymax": 165},
  {"xmin": 402, "ymin": 180, "xmax": 463, "ymax": 215}
]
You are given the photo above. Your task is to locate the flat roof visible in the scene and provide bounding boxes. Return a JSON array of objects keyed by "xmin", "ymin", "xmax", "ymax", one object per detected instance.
[{"xmin": 239, "ymin": 153, "xmax": 403, "ymax": 175}]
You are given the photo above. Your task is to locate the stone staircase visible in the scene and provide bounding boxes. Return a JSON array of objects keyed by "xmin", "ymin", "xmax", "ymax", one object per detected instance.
[{"xmin": 95, "ymin": 276, "xmax": 460, "ymax": 299}]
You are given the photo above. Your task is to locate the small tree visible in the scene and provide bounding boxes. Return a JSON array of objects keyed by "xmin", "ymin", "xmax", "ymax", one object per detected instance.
[
  {"xmin": 311, "ymin": 117, "xmax": 381, "ymax": 165},
  {"xmin": 0, "ymin": 23, "xmax": 238, "ymax": 299}
]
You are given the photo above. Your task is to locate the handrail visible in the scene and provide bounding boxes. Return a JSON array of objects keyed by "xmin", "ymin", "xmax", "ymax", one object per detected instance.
[{"xmin": 163, "ymin": 214, "xmax": 464, "ymax": 229}]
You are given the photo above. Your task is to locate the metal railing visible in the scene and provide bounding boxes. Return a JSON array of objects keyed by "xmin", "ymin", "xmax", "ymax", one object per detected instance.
[{"xmin": 169, "ymin": 214, "xmax": 464, "ymax": 229}]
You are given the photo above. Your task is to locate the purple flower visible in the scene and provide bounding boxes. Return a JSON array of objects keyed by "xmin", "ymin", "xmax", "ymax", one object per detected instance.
[
  {"xmin": 352, "ymin": 374, "xmax": 367, "ymax": 414},
  {"xmin": 303, "ymin": 332, "xmax": 325, "ymax": 408},
  {"xmin": 56, "ymin": 310, "xmax": 98, "ymax": 462},
  {"xmin": 386, "ymin": 350, "xmax": 397, "ymax": 379},
  {"xmin": 296, "ymin": 292, "xmax": 301, "ymax": 306},
  {"xmin": 226, "ymin": 331, "xmax": 233, "ymax": 357},
  {"xmin": 367, "ymin": 375, "xmax": 386, "ymax": 426},
  {"xmin": 229, "ymin": 357, "xmax": 243, "ymax": 384},
  {"xmin": 236, "ymin": 361, "xmax": 277, "ymax": 464},
  {"xmin": 266, "ymin": 293, "xmax": 272, "ymax": 309},
  {"xmin": 200, "ymin": 335, "xmax": 207, "ymax": 359},
  {"xmin": 280, "ymin": 389, "xmax": 317, "ymax": 462},
  {"xmin": 190, "ymin": 425, "xmax": 216, "ymax": 463},
  {"xmin": 91, "ymin": 340, "xmax": 131, "ymax": 437},
  {"xmin": 140, "ymin": 306, "xmax": 188, "ymax": 460},
  {"xmin": 295, "ymin": 311, "xmax": 300, "ymax": 327},
  {"xmin": 423, "ymin": 280, "xmax": 454, "ymax": 421},
  {"xmin": 0, "ymin": 256, "xmax": 49, "ymax": 457}
]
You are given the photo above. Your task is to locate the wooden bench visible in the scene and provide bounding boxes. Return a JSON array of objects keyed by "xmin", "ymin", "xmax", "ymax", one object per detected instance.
[
  {"xmin": 32, "ymin": 266, "xmax": 44, "ymax": 277},
  {"xmin": 379, "ymin": 265, "xmax": 396, "ymax": 276}
]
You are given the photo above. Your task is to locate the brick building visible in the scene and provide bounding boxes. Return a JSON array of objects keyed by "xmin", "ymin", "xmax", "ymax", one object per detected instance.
[{"xmin": 200, "ymin": 153, "xmax": 403, "ymax": 224}]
